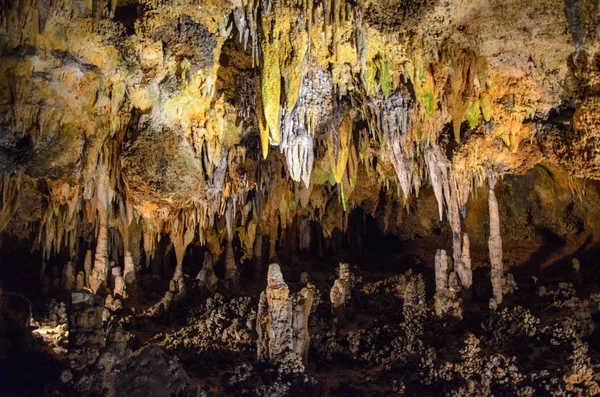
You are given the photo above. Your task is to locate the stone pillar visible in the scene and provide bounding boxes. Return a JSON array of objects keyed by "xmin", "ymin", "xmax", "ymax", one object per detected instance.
[
  {"xmin": 458, "ymin": 233, "xmax": 472, "ymax": 290},
  {"xmin": 488, "ymin": 175, "xmax": 504, "ymax": 306},
  {"xmin": 256, "ymin": 264, "xmax": 315, "ymax": 371},
  {"xmin": 329, "ymin": 263, "xmax": 353, "ymax": 325},
  {"xmin": 196, "ymin": 254, "xmax": 218, "ymax": 293},
  {"xmin": 224, "ymin": 201, "xmax": 240, "ymax": 292}
]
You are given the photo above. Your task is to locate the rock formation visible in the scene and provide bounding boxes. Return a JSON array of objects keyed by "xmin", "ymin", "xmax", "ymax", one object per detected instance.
[
  {"xmin": 2, "ymin": 0, "xmax": 600, "ymax": 393},
  {"xmin": 330, "ymin": 262, "xmax": 353, "ymax": 325},
  {"xmin": 197, "ymin": 254, "xmax": 219, "ymax": 294},
  {"xmin": 257, "ymin": 264, "xmax": 315, "ymax": 371},
  {"xmin": 433, "ymin": 249, "xmax": 462, "ymax": 319},
  {"xmin": 488, "ymin": 173, "xmax": 505, "ymax": 306}
]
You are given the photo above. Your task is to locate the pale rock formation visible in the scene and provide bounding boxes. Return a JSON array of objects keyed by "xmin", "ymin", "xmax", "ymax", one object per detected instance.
[
  {"xmin": 434, "ymin": 249, "xmax": 449, "ymax": 293},
  {"xmin": 256, "ymin": 264, "xmax": 315, "ymax": 371},
  {"xmin": 458, "ymin": 234, "xmax": 473, "ymax": 290},
  {"xmin": 89, "ymin": 211, "xmax": 109, "ymax": 294},
  {"xmin": 291, "ymin": 283, "xmax": 316, "ymax": 366},
  {"xmin": 169, "ymin": 218, "xmax": 195, "ymax": 297},
  {"xmin": 76, "ymin": 271, "xmax": 85, "ymax": 290},
  {"xmin": 329, "ymin": 263, "xmax": 353, "ymax": 325},
  {"xmin": 123, "ymin": 250, "xmax": 135, "ymax": 286},
  {"xmin": 488, "ymin": 174, "xmax": 505, "ymax": 305},
  {"xmin": 113, "ymin": 276, "xmax": 126, "ymax": 300},
  {"xmin": 433, "ymin": 249, "xmax": 462, "ymax": 319},
  {"xmin": 62, "ymin": 261, "xmax": 76, "ymax": 290},
  {"xmin": 257, "ymin": 264, "xmax": 290, "ymax": 365},
  {"xmin": 225, "ymin": 201, "xmax": 240, "ymax": 292},
  {"xmin": 330, "ymin": 279, "xmax": 347, "ymax": 325},
  {"xmin": 196, "ymin": 254, "xmax": 219, "ymax": 293},
  {"xmin": 83, "ymin": 250, "xmax": 92, "ymax": 288}
]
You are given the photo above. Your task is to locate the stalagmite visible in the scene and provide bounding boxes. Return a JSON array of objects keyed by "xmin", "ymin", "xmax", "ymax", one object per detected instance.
[
  {"xmin": 89, "ymin": 164, "xmax": 113, "ymax": 295},
  {"xmin": 123, "ymin": 251, "xmax": 135, "ymax": 286},
  {"xmin": 76, "ymin": 271, "xmax": 85, "ymax": 290},
  {"xmin": 257, "ymin": 264, "xmax": 291, "ymax": 364},
  {"xmin": 291, "ymin": 284, "xmax": 316, "ymax": 366},
  {"xmin": 62, "ymin": 261, "xmax": 76, "ymax": 291},
  {"xmin": 196, "ymin": 255, "xmax": 218, "ymax": 293},
  {"xmin": 84, "ymin": 250, "xmax": 92, "ymax": 289},
  {"xmin": 256, "ymin": 264, "xmax": 315, "ymax": 371},
  {"xmin": 253, "ymin": 189, "xmax": 264, "ymax": 279},
  {"xmin": 111, "ymin": 267, "xmax": 126, "ymax": 299},
  {"xmin": 488, "ymin": 174, "xmax": 504, "ymax": 306},
  {"xmin": 434, "ymin": 249, "xmax": 462, "ymax": 319},
  {"xmin": 329, "ymin": 263, "xmax": 352, "ymax": 325},
  {"xmin": 330, "ymin": 279, "xmax": 346, "ymax": 325},
  {"xmin": 457, "ymin": 233, "xmax": 472, "ymax": 290},
  {"xmin": 434, "ymin": 249, "xmax": 449, "ymax": 293},
  {"xmin": 169, "ymin": 218, "xmax": 195, "ymax": 297},
  {"xmin": 89, "ymin": 214, "xmax": 109, "ymax": 294},
  {"xmin": 224, "ymin": 201, "xmax": 240, "ymax": 292}
]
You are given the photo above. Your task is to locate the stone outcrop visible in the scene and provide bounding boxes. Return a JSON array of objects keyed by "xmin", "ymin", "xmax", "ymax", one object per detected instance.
[
  {"xmin": 433, "ymin": 249, "xmax": 463, "ymax": 319},
  {"xmin": 329, "ymin": 263, "xmax": 353, "ymax": 325},
  {"xmin": 257, "ymin": 264, "xmax": 316, "ymax": 371},
  {"xmin": 196, "ymin": 254, "xmax": 219, "ymax": 293}
]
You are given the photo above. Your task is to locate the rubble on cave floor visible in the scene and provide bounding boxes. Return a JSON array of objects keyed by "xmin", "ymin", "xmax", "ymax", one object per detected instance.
[{"xmin": 3, "ymin": 253, "xmax": 600, "ymax": 396}]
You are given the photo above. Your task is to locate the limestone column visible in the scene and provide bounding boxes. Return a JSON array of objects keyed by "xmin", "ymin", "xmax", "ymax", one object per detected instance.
[{"xmin": 488, "ymin": 174, "xmax": 504, "ymax": 305}]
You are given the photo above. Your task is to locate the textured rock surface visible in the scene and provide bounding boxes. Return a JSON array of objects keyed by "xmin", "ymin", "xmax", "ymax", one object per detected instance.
[{"xmin": 2, "ymin": 0, "xmax": 600, "ymax": 395}]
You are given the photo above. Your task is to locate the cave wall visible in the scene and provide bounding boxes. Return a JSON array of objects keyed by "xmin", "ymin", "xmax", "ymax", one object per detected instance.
[{"xmin": 0, "ymin": 0, "xmax": 599, "ymax": 290}]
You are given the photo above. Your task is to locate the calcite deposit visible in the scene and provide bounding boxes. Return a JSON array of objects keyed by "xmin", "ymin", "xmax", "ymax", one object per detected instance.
[{"xmin": 2, "ymin": 0, "xmax": 600, "ymax": 395}]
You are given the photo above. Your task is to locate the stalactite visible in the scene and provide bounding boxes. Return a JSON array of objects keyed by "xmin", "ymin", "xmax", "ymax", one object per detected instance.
[
  {"xmin": 281, "ymin": 71, "xmax": 332, "ymax": 187},
  {"xmin": 564, "ymin": 0, "xmax": 583, "ymax": 52},
  {"xmin": 329, "ymin": 111, "xmax": 351, "ymax": 184},
  {"xmin": 425, "ymin": 148, "xmax": 446, "ymax": 222},
  {"xmin": 488, "ymin": 173, "xmax": 504, "ymax": 306}
]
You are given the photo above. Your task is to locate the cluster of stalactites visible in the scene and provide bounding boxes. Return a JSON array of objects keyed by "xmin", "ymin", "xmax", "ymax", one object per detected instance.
[{"xmin": 280, "ymin": 70, "xmax": 333, "ymax": 187}]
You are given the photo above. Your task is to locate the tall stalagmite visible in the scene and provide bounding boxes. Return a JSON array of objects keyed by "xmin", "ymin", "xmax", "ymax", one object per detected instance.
[{"xmin": 488, "ymin": 174, "xmax": 504, "ymax": 305}]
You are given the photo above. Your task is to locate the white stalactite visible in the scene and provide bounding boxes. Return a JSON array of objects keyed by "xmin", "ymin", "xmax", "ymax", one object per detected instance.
[
  {"xmin": 376, "ymin": 93, "xmax": 413, "ymax": 199},
  {"xmin": 280, "ymin": 71, "xmax": 332, "ymax": 187}
]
